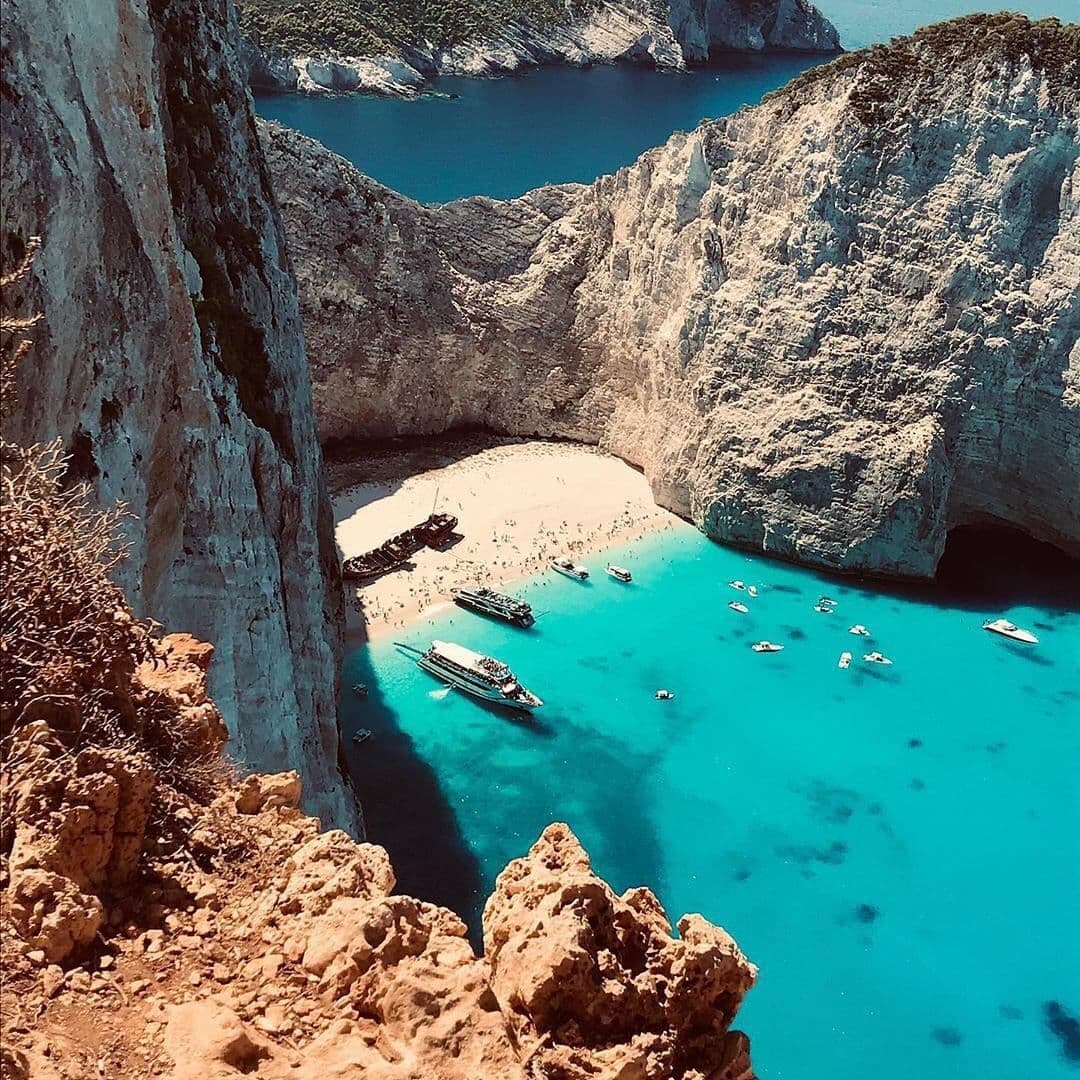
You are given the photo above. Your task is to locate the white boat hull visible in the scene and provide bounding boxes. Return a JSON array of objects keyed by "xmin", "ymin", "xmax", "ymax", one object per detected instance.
[
  {"xmin": 552, "ymin": 563, "xmax": 588, "ymax": 580},
  {"xmin": 984, "ymin": 621, "xmax": 1038, "ymax": 644},
  {"xmin": 417, "ymin": 656, "xmax": 541, "ymax": 711}
]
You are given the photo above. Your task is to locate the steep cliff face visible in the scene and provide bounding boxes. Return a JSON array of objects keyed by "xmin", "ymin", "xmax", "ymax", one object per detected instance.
[
  {"xmin": 264, "ymin": 15, "xmax": 1080, "ymax": 578},
  {"xmin": 240, "ymin": 0, "xmax": 838, "ymax": 97},
  {"xmin": 0, "ymin": 0, "xmax": 356, "ymax": 830}
]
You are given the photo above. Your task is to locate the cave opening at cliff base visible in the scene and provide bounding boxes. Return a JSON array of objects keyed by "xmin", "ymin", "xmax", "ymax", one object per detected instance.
[{"xmin": 934, "ymin": 523, "xmax": 1080, "ymax": 611}]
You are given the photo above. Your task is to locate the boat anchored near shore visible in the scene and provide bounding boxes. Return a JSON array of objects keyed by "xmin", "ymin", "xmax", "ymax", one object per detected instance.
[
  {"xmin": 551, "ymin": 556, "xmax": 589, "ymax": 581},
  {"xmin": 605, "ymin": 564, "xmax": 632, "ymax": 583},
  {"xmin": 410, "ymin": 640, "xmax": 542, "ymax": 712},
  {"xmin": 983, "ymin": 618, "xmax": 1039, "ymax": 644},
  {"xmin": 451, "ymin": 586, "xmax": 534, "ymax": 627}
]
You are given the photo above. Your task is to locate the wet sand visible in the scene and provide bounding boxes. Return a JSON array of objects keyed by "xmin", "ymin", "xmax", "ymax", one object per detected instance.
[{"xmin": 332, "ymin": 439, "xmax": 685, "ymax": 641}]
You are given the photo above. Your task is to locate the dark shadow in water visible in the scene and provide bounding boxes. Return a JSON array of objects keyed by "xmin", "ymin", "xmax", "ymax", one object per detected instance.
[
  {"xmin": 341, "ymin": 648, "xmax": 487, "ymax": 940},
  {"xmin": 1044, "ymin": 1001, "xmax": 1080, "ymax": 1064},
  {"xmin": 713, "ymin": 523, "xmax": 1080, "ymax": 615},
  {"xmin": 932, "ymin": 525, "xmax": 1080, "ymax": 612},
  {"xmin": 342, "ymin": 648, "xmax": 671, "ymax": 945}
]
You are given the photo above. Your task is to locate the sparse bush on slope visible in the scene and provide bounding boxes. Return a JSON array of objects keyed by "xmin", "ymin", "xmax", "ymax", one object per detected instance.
[{"xmin": 238, "ymin": 0, "xmax": 599, "ymax": 58}]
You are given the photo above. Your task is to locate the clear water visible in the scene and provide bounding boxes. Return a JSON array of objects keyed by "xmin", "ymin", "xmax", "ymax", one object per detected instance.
[
  {"xmin": 255, "ymin": 53, "xmax": 821, "ymax": 203},
  {"xmin": 253, "ymin": 0, "xmax": 1078, "ymax": 204},
  {"xmin": 342, "ymin": 526, "xmax": 1080, "ymax": 1079}
]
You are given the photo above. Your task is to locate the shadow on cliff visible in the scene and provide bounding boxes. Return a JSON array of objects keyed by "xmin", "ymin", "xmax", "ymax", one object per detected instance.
[
  {"xmin": 931, "ymin": 524, "xmax": 1080, "ymax": 613},
  {"xmin": 340, "ymin": 648, "xmax": 488, "ymax": 937}
]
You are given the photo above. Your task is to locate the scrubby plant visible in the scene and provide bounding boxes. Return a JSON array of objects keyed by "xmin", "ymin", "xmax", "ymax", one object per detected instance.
[
  {"xmin": 0, "ymin": 244, "xmax": 229, "ymax": 823},
  {"xmin": 238, "ymin": 0, "xmax": 600, "ymax": 58}
]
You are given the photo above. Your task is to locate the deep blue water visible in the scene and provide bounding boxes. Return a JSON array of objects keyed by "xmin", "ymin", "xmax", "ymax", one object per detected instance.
[
  {"xmin": 254, "ymin": 0, "xmax": 1078, "ymax": 204},
  {"xmin": 343, "ymin": 526, "xmax": 1080, "ymax": 1079},
  {"xmin": 256, "ymin": 54, "xmax": 820, "ymax": 203}
]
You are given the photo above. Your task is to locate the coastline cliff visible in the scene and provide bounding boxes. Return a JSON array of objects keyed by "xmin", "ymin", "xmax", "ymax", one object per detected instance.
[
  {"xmin": 263, "ymin": 15, "xmax": 1080, "ymax": 579},
  {"xmin": 239, "ymin": 0, "xmax": 839, "ymax": 96},
  {"xmin": 0, "ymin": 0, "xmax": 356, "ymax": 830}
]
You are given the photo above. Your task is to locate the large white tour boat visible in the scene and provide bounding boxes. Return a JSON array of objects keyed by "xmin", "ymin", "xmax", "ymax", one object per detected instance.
[{"xmin": 416, "ymin": 640, "xmax": 543, "ymax": 711}]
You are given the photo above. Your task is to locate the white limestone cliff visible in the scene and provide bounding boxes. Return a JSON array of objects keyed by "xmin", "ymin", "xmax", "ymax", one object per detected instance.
[
  {"xmin": 263, "ymin": 15, "xmax": 1079, "ymax": 578},
  {"xmin": 244, "ymin": 0, "xmax": 838, "ymax": 97},
  {"xmin": 1, "ymin": 0, "xmax": 357, "ymax": 830}
]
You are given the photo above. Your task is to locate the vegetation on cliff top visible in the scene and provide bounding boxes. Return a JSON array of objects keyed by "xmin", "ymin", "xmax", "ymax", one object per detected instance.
[
  {"xmin": 238, "ymin": 0, "xmax": 600, "ymax": 58},
  {"xmin": 772, "ymin": 15, "xmax": 1080, "ymax": 114}
]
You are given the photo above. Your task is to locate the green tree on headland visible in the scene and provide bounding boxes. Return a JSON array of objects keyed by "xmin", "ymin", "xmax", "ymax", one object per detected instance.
[{"xmin": 237, "ymin": 0, "xmax": 600, "ymax": 58}]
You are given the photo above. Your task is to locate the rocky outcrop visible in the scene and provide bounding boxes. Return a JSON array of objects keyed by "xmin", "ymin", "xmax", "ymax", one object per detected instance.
[
  {"xmin": 264, "ymin": 15, "xmax": 1080, "ymax": 578},
  {"xmin": 242, "ymin": 0, "xmax": 838, "ymax": 97},
  {"xmin": 0, "ymin": 0, "xmax": 355, "ymax": 829},
  {"xmin": 1, "ymin": 634, "xmax": 757, "ymax": 1077}
]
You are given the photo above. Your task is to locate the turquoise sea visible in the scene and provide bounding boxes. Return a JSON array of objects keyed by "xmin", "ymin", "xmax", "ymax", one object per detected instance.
[{"xmin": 342, "ymin": 525, "xmax": 1079, "ymax": 1079}]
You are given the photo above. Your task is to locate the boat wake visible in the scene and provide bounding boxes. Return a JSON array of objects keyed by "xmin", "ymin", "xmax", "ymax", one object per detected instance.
[{"xmin": 427, "ymin": 686, "xmax": 453, "ymax": 701}]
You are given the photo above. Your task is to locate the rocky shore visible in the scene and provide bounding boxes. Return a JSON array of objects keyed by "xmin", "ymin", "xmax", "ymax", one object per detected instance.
[
  {"xmin": 1, "ymin": 632, "xmax": 757, "ymax": 1079},
  {"xmin": 263, "ymin": 15, "xmax": 1080, "ymax": 579},
  {"xmin": 241, "ymin": 0, "xmax": 839, "ymax": 97}
]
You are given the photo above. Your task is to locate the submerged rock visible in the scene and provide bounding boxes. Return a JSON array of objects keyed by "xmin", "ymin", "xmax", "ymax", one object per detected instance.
[{"xmin": 264, "ymin": 15, "xmax": 1080, "ymax": 579}]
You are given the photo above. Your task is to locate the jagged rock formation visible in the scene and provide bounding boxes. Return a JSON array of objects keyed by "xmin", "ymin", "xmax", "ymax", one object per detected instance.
[
  {"xmin": 264, "ymin": 15, "xmax": 1080, "ymax": 578},
  {"xmin": 240, "ymin": 0, "xmax": 838, "ymax": 97},
  {"xmin": 0, "ymin": 0, "xmax": 355, "ymax": 828},
  {"xmin": 1, "ymin": 636, "xmax": 757, "ymax": 1078}
]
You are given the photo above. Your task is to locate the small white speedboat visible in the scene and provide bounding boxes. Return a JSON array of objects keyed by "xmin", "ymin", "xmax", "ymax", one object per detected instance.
[
  {"xmin": 983, "ymin": 618, "xmax": 1038, "ymax": 644},
  {"xmin": 848, "ymin": 624, "xmax": 871, "ymax": 637},
  {"xmin": 550, "ymin": 557, "xmax": 589, "ymax": 581},
  {"xmin": 863, "ymin": 651, "xmax": 893, "ymax": 665},
  {"xmin": 655, "ymin": 689, "xmax": 675, "ymax": 701},
  {"xmin": 819, "ymin": 596, "xmax": 837, "ymax": 606},
  {"xmin": 813, "ymin": 603, "xmax": 834, "ymax": 614},
  {"xmin": 605, "ymin": 564, "xmax": 632, "ymax": 583},
  {"xmin": 838, "ymin": 651, "xmax": 852, "ymax": 669},
  {"xmin": 751, "ymin": 641, "xmax": 784, "ymax": 653},
  {"xmin": 728, "ymin": 580, "xmax": 747, "ymax": 591},
  {"xmin": 747, "ymin": 585, "xmax": 759, "ymax": 598},
  {"xmin": 728, "ymin": 601, "xmax": 749, "ymax": 613}
]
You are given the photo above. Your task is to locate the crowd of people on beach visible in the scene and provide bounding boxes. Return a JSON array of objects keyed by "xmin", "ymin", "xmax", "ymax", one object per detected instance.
[{"xmin": 348, "ymin": 503, "xmax": 675, "ymax": 634}]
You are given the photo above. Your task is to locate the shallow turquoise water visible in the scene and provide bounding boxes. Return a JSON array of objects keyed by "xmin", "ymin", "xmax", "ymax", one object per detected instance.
[{"xmin": 343, "ymin": 526, "xmax": 1079, "ymax": 1078}]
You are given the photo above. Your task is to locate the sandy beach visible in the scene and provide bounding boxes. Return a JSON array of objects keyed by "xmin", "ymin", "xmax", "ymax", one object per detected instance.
[{"xmin": 331, "ymin": 438, "xmax": 686, "ymax": 640}]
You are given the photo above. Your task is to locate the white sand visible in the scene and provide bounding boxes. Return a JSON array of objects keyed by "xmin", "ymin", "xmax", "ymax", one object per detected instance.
[{"xmin": 333, "ymin": 441, "xmax": 685, "ymax": 640}]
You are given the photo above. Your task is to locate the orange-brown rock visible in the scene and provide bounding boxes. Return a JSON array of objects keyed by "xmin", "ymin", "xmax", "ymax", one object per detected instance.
[{"xmin": 484, "ymin": 823, "xmax": 758, "ymax": 1079}]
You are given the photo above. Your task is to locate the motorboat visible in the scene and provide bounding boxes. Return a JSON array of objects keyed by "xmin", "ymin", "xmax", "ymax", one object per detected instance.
[
  {"xmin": 728, "ymin": 601, "xmax": 749, "ymax": 614},
  {"xmin": 352, "ymin": 728, "xmax": 373, "ymax": 744},
  {"xmin": 728, "ymin": 580, "xmax": 746, "ymax": 591},
  {"xmin": 838, "ymin": 651, "xmax": 852, "ymax": 669},
  {"xmin": 417, "ymin": 640, "xmax": 542, "ymax": 711},
  {"xmin": 351, "ymin": 683, "xmax": 368, "ymax": 696},
  {"xmin": 983, "ymin": 618, "xmax": 1038, "ymax": 644},
  {"xmin": 655, "ymin": 689, "xmax": 675, "ymax": 701},
  {"xmin": 551, "ymin": 556, "xmax": 589, "ymax": 581},
  {"xmin": 813, "ymin": 603, "xmax": 834, "ymax": 614},
  {"xmin": 863, "ymin": 651, "xmax": 893, "ymax": 665},
  {"xmin": 819, "ymin": 596, "xmax": 837, "ymax": 606},
  {"xmin": 848, "ymin": 624, "xmax": 871, "ymax": 637},
  {"xmin": 747, "ymin": 585, "xmax": 759, "ymax": 598},
  {"xmin": 751, "ymin": 641, "xmax": 784, "ymax": 653},
  {"xmin": 605, "ymin": 564, "xmax": 633, "ymax": 583},
  {"xmin": 451, "ymin": 586, "xmax": 535, "ymax": 627}
]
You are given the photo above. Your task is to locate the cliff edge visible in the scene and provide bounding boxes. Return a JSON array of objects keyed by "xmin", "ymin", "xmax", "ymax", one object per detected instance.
[
  {"xmin": 264, "ymin": 15, "xmax": 1080, "ymax": 578},
  {"xmin": 1, "ymin": 0, "xmax": 355, "ymax": 829},
  {"xmin": 0, "ymin": 563, "xmax": 756, "ymax": 1077}
]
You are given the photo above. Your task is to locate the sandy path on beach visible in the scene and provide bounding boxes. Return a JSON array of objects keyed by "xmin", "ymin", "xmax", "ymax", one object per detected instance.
[{"xmin": 333, "ymin": 441, "xmax": 684, "ymax": 640}]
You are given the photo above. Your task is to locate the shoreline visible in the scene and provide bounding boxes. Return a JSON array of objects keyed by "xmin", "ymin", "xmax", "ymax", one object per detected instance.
[{"xmin": 332, "ymin": 439, "xmax": 688, "ymax": 644}]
